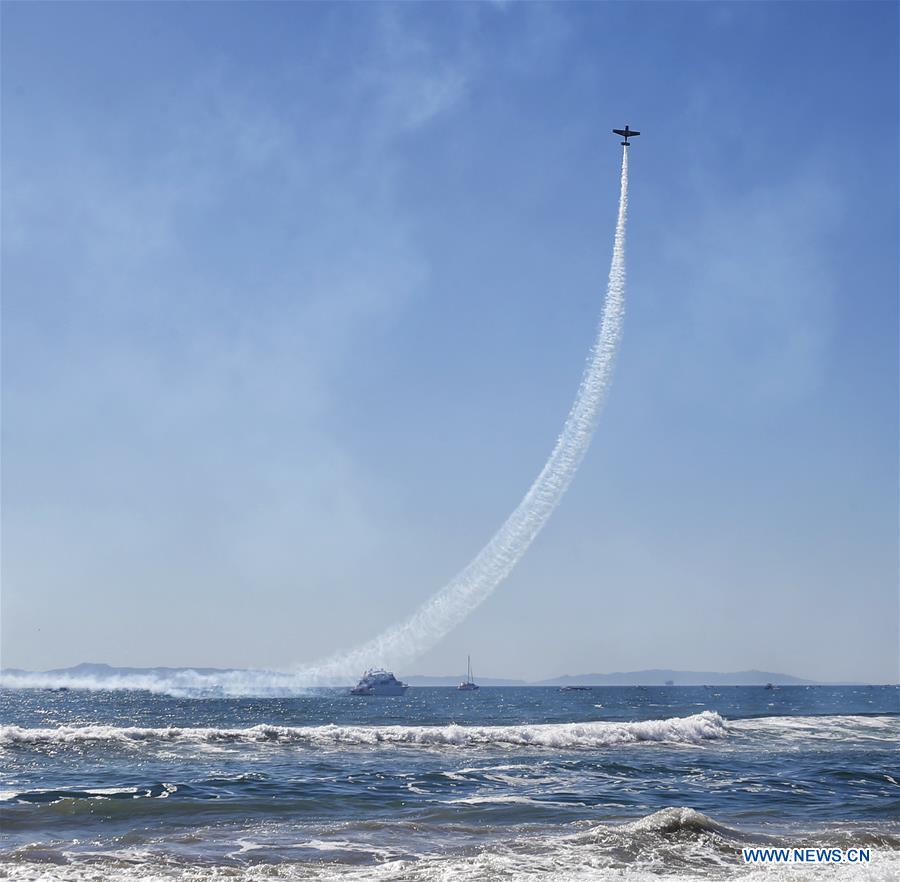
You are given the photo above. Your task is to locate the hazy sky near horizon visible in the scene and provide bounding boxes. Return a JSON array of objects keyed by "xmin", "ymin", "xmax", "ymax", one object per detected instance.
[{"xmin": 2, "ymin": 2, "xmax": 897, "ymax": 683}]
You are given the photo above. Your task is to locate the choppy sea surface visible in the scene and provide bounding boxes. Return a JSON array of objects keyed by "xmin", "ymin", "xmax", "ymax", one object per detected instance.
[{"xmin": 1, "ymin": 685, "xmax": 897, "ymax": 880}]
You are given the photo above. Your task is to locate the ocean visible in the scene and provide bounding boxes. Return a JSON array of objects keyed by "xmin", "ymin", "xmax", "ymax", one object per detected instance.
[{"xmin": 1, "ymin": 685, "xmax": 897, "ymax": 880}]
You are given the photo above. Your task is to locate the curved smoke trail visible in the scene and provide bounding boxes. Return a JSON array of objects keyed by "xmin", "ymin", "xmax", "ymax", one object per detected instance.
[
  {"xmin": 0, "ymin": 152, "xmax": 629, "ymax": 700},
  {"xmin": 299, "ymin": 149, "xmax": 630, "ymax": 683}
]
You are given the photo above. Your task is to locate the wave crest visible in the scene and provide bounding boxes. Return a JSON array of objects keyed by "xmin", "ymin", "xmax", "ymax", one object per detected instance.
[
  {"xmin": 1, "ymin": 711, "xmax": 727, "ymax": 751},
  {"xmin": 621, "ymin": 806, "xmax": 736, "ymax": 837}
]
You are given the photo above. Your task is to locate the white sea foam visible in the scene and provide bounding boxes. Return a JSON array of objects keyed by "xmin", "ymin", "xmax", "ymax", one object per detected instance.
[
  {"xmin": 0, "ymin": 710, "xmax": 726, "ymax": 751},
  {"xmin": 730, "ymin": 714, "xmax": 900, "ymax": 742},
  {"xmin": 2, "ymin": 807, "xmax": 899, "ymax": 881},
  {"xmin": 3, "ymin": 862, "xmax": 898, "ymax": 882},
  {"xmin": 3, "ymin": 858, "xmax": 897, "ymax": 882},
  {"xmin": 446, "ymin": 794, "xmax": 546, "ymax": 805}
]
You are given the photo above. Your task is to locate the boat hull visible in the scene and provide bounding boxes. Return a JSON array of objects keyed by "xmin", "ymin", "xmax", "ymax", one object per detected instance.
[
  {"xmin": 350, "ymin": 668, "xmax": 409, "ymax": 696},
  {"xmin": 350, "ymin": 685, "xmax": 408, "ymax": 696}
]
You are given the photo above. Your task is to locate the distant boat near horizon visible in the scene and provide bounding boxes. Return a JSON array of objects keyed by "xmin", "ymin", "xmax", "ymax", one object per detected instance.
[
  {"xmin": 458, "ymin": 656, "xmax": 479, "ymax": 691},
  {"xmin": 349, "ymin": 669, "xmax": 408, "ymax": 696}
]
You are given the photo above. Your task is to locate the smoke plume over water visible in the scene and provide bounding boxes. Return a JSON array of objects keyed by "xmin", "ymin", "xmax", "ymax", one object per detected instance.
[{"xmin": 1, "ymin": 151, "xmax": 630, "ymax": 697}]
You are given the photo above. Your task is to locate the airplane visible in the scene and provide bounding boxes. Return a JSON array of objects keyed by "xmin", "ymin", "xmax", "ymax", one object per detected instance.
[{"xmin": 613, "ymin": 125, "xmax": 640, "ymax": 146}]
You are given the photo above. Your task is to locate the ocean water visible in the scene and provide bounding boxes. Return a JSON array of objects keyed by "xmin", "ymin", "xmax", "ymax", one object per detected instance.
[{"xmin": 1, "ymin": 685, "xmax": 897, "ymax": 880}]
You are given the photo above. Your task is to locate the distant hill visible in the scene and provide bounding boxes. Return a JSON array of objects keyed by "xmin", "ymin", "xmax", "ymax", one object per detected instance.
[
  {"xmin": 43, "ymin": 662, "xmax": 242, "ymax": 677},
  {"xmin": 1, "ymin": 663, "xmax": 821, "ymax": 687},
  {"xmin": 535, "ymin": 669, "xmax": 817, "ymax": 686}
]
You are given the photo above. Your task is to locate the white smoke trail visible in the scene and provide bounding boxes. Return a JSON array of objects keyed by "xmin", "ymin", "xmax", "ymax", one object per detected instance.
[
  {"xmin": 300, "ymin": 148, "xmax": 630, "ymax": 683},
  {"xmin": 0, "ymin": 152, "xmax": 630, "ymax": 699}
]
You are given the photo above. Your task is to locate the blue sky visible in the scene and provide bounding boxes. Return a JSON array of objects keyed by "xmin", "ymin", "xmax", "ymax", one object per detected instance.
[{"xmin": 2, "ymin": 2, "xmax": 897, "ymax": 682}]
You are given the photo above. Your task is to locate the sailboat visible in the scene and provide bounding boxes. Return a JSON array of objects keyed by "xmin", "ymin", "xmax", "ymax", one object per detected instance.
[{"xmin": 458, "ymin": 655, "xmax": 479, "ymax": 691}]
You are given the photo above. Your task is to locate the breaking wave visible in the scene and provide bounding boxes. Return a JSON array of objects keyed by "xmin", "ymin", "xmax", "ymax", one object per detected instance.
[
  {"xmin": 619, "ymin": 806, "xmax": 739, "ymax": 837},
  {"xmin": 729, "ymin": 713, "xmax": 900, "ymax": 740},
  {"xmin": 2, "ymin": 805, "xmax": 898, "ymax": 881},
  {"xmin": 1, "ymin": 710, "xmax": 727, "ymax": 751}
]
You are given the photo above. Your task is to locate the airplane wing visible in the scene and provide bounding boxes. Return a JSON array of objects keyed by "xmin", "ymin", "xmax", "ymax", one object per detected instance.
[
  {"xmin": 612, "ymin": 129, "xmax": 627, "ymax": 137},
  {"xmin": 629, "ymin": 130, "xmax": 641, "ymax": 137}
]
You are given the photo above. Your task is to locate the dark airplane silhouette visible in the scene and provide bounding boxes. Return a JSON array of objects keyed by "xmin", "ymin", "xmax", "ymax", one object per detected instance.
[{"xmin": 613, "ymin": 125, "xmax": 640, "ymax": 146}]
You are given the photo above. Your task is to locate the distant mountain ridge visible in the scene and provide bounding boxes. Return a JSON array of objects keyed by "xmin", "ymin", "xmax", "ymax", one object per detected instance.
[
  {"xmin": 1, "ymin": 662, "xmax": 823, "ymax": 686},
  {"xmin": 534, "ymin": 669, "xmax": 817, "ymax": 686},
  {"xmin": 44, "ymin": 662, "xmax": 244, "ymax": 677},
  {"xmin": 409, "ymin": 669, "xmax": 817, "ymax": 686}
]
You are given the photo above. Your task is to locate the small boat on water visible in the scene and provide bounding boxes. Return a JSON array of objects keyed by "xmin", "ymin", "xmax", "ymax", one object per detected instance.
[
  {"xmin": 458, "ymin": 656, "xmax": 479, "ymax": 691},
  {"xmin": 350, "ymin": 669, "xmax": 408, "ymax": 696},
  {"xmin": 560, "ymin": 686, "xmax": 593, "ymax": 692}
]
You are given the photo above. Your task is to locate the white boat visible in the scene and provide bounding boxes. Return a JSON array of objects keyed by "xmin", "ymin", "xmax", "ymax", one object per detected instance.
[
  {"xmin": 350, "ymin": 669, "xmax": 408, "ymax": 696},
  {"xmin": 458, "ymin": 656, "xmax": 479, "ymax": 691}
]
